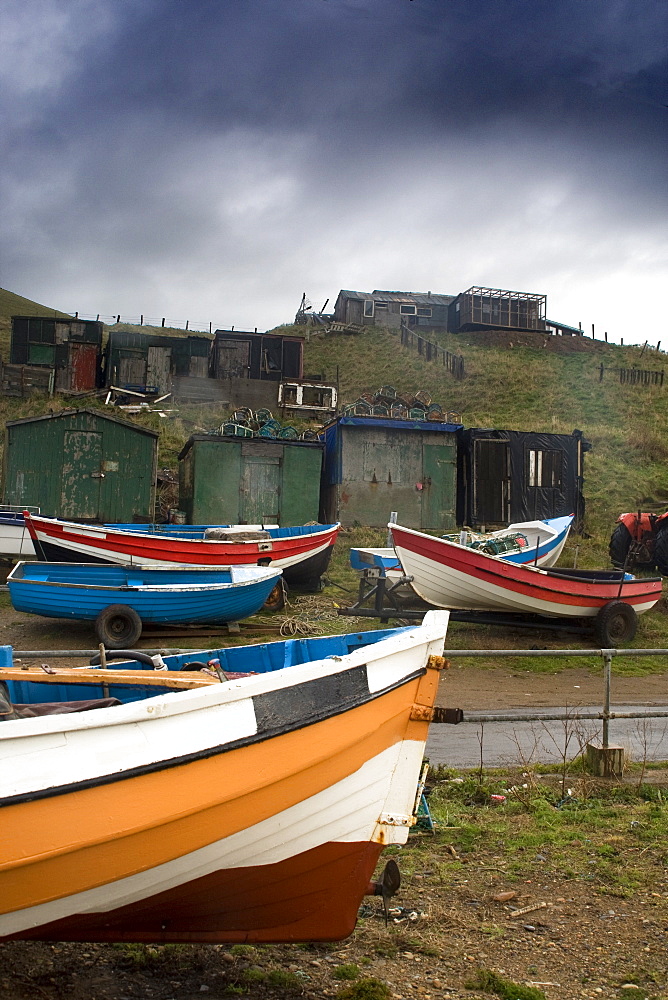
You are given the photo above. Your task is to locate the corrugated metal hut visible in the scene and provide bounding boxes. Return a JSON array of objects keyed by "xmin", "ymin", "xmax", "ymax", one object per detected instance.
[
  {"xmin": 333, "ymin": 290, "xmax": 455, "ymax": 330},
  {"xmin": 104, "ymin": 331, "xmax": 212, "ymax": 394},
  {"xmin": 179, "ymin": 435, "xmax": 324, "ymax": 526},
  {"xmin": 10, "ymin": 316, "xmax": 103, "ymax": 391},
  {"xmin": 320, "ymin": 416, "xmax": 461, "ymax": 530},
  {"xmin": 2, "ymin": 409, "xmax": 158, "ymax": 522},
  {"xmin": 457, "ymin": 428, "xmax": 590, "ymax": 530},
  {"xmin": 210, "ymin": 329, "xmax": 303, "ymax": 382},
  {"xmin": 448, "ymin": 287, "xmax": 547, "ymax": 333}
]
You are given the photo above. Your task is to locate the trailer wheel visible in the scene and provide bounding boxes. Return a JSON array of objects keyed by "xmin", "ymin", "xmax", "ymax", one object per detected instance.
[
  {"xmin": 654, "ymin": 526, "xmax": 668, "ymax": 576},
  {"xmin": 263, "ymin": 579, "xmax": 286, "ymax": 612},
  {"xmin": 95, "ymin": 604, "xmax": 143, "ymax": 649},
  {"xmin": 594, "ymin": 600, "xmax": 637, "ymax": 648},
  {"xmin": 609, "ymin": 523, "xmax": 632, "ymax": 568}
]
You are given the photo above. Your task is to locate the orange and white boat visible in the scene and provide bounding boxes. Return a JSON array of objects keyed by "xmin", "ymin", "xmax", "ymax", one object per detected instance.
[{"xmin": 0, "ymin": 612, "xmax": 450, "ymax": 944}]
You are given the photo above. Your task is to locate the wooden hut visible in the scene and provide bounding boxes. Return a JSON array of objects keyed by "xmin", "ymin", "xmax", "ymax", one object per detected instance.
[
  {"xmin": 179, "ymin": 434, "xmax": 323, "ymax": 526},
  {"xmin": 10, "ymin": 316, "xmax": 102, "ymax": 391},
  {"xmin": 2, "ymin": 409, "xmax": 158, "ymax": 522},
  {"xmin": 457, "ymin": 427, "xmax": 590, "ymax": 529},
  {"xmin": 320, "ymin": 415, "xmax": 461, "ymax": 530}
]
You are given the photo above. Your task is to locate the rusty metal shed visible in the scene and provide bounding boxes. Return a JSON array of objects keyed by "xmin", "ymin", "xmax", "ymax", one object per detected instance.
[
  {"xmin": 320, "ymin": 415, "xmax": 462, "ymax": 530},
  {"xmin": 2, "ymin": 408, "xmax": 158, "ymax": 522},
  {"xmin": 10, "ymin": 316, "xmax": 103, "ymax": 391},
  {"xmin": 457, "ymin": 427, "xmax": 590, "ymax": 530},
  {"xmin": 179, "ymin": 435, "xmax": 324, "ymax": 526}
]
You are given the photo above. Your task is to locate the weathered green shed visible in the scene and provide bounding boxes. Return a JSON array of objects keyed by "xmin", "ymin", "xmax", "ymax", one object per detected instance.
[
  {"xmin": 320, "ymin": 416, "xmax": 461, "ymax": 530},
  {"xmin": 179, "ymin": 435, "xmax": 324, "ymax": 526},
  {"xmin": 2, "ymin": 408, "xmax": 158, "ymax": 522}
]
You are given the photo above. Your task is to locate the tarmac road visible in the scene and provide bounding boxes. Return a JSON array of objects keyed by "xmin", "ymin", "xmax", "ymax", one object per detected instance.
[{"xmin": 425, "ymin": 704, "xmax": 668, "ymax": 768}]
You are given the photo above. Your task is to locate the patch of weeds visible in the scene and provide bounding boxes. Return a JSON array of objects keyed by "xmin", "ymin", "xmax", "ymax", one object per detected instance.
[
  {"xmin": 224, "ymin": 987, "xmax": 245, "ymax": 996},
  {"xmin": 230, "ymin": 943, "xmax": 256, "ymax": 957},
  {"xmin": 240, "ymin": 968, "xmax": 267, "ymax": 984},
  {"xmin": 480, "ymin": 923, "xmax": 505, "ymax": 939},
  {"xmin": 112, "ymin": 943, "xmax": 201, "ymax": 971},
  {"xmin": 618, "ymin": 988, "xmax": 654, "ymax": 1000},
  {"xmin": 373, "ymin": 942, "xmax": 398, "ymax": 958},
  {"xmin": 267, "ymin": 969, "xmax": 304, "ymax": 988},
  {"xmin": 465, "ymin": 968, "xmax": 546, "ymax": 1000},
  {"xmin": 335, "ymin": 977, "xmax": 392, "ymax": 1000},
  {"xmin": 333, "ymin": 963, "xmax": 361, "ymax": 980}
]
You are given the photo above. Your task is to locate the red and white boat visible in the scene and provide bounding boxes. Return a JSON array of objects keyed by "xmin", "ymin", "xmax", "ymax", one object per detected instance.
[
  {"xmin": 23, "ymin": 514, "xmax": 340, "ymax": 586},
  {"xmin": 391, "ymin": 523, "xmax": 663, "ymax": 642}
]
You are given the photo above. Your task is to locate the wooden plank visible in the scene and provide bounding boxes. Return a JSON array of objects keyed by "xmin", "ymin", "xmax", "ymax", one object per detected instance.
[{"xmin": 0, "ymin": 668, "xmax": 217, "ymax": 688}]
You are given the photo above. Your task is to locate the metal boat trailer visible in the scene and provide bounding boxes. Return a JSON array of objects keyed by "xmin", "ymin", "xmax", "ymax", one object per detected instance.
[{"xmin": 339, "ymin": 567, "xmax": 638, "ymax": 647}]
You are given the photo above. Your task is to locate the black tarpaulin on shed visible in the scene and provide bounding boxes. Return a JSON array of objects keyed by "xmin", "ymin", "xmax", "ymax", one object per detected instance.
[{"xmin": 457, "ymin": 428, "xmax": 590, "ymax": 530}]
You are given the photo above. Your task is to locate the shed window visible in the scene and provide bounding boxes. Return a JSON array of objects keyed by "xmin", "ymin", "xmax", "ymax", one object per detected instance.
[
  {"xmin": 28, "ymin": 344, "xmax": 55, "ymax": 365},
  {"xmin": 416, "ymin": 307, "xmax": 432, "ymax": 317},
  {"xmin": 528, "ymin": 449, "xmax": 563, "ymax": 488},
  {"xmin": 363, "ymin": 300, "xmax": 375, "ymax": 318},
  {"xmin": 400, "ymin": 305, "xmax": 416, "ymax": 315}
]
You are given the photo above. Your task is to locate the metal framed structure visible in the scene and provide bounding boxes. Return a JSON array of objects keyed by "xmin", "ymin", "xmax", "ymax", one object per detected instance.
[{"xmin": 452, "ymin": 286, "xmax": 547, "ymax": 332}]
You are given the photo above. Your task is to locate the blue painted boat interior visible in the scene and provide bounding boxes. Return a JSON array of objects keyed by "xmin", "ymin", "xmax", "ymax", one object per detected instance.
[
  {"xmin": 1, "ymin": 626, "xmax": 412, "ymax": 707},
  {"xmin": 105, "ymin": 523, "xmax": 336, "ymax": 539},
  {"xmin": 13, "ymin": 563, "xmax": 238, "ymax": 587}
]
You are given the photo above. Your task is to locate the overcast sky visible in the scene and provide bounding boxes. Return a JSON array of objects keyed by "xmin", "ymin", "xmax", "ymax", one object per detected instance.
[{"xmin": 1, "ymin": 0, "xmax": 666, "ymax": 341}]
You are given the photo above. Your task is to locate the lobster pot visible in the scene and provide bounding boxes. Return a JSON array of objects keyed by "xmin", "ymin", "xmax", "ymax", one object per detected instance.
[{"xmin": 179, "ymin": 435, "xmax": 324, "ymax": 526}]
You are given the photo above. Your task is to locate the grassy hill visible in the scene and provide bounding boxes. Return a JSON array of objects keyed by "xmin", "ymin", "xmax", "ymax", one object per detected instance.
[{"xmin": 1, "ymin": 291, "xmax": 667, "ymax": 548}]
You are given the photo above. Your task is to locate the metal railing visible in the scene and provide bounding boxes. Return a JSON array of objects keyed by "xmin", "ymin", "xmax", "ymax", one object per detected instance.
[{"xmin": 443, "ymin": 647, "xmax": 668, "ymax": 749}]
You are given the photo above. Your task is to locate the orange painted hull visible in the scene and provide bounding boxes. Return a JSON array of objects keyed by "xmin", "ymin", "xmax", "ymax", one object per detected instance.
[{"xmin": 1, "ymin": 615, "xmax": 450, "ymax": 943}]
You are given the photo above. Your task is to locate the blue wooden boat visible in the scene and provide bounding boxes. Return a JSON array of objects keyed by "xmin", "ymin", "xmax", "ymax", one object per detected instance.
[{"xmin": 7, "ymin": 561, "xmax": 283, "ymax": 647}]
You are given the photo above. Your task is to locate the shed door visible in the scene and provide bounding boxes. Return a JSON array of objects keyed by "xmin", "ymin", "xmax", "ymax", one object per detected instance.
[
  {"xmin": 240, "ymin": 457, "xmax": 280, "ymax": 524},
  {"xmin": 147, "ymin": 346, "xmax": 171, "ymax": 393},
  {"xmin": 421, "ymin": 444, "xmax": 456, "ymax": 530},
  {"xmin": 69, "ymin": 342, "xmax": 98, "ymax": 391},
  {"xmin": 216, "ymin": 340, "xmax": 250, "ymax": 378},
  {"xmin": 472, "ymin": 440, "xmax": 511, "ymax": 525},
  {"xmin": 118, "ymin": 353, "xmax": 146, "ymax": 387},
  {"xmin": 60, "ymin": 431, "xmax": 103, "ymax": 520}
]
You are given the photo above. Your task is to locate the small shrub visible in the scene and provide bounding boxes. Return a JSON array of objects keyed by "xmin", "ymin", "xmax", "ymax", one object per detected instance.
[
  {"xmin": 230, "ymin": 943, "xmax": 256, "ymax": 957},
  {"xmin": 465, "ymin": 968, "xmax": 546, "ymax": 1000},
  {"xmin": 267, "ymin": 969, "xmax": 303, "ymax": 988},
  {"xmin": 336, "ymin": 978, "xmax": 392, "ymax": 1000},
  {"xmin": 333, "ymin": 963, "xmax": 361, "ymax": 980}
]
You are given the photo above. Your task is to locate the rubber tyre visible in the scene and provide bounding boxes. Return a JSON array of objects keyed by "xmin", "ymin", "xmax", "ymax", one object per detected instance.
[
  {"xmin": 609, "ymin": 523, "xmax": 632, "ymax": 568},
  {"xmin": 263, "ymin": 579, "xmax": 286, "ymax": 612},
  {"xmin": 95, "ymin": 604, "xmax": 143, "ymax": 649},
  {"xmin": 655, "ymin": 526, "xmax": 668, "ymax": 577},
  {"xmin": 594, "ymin": 600, "xmax": 637, "ymax": 648}
]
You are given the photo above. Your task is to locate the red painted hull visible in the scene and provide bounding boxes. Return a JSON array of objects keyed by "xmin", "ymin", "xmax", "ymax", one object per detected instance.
[
  {"xmin": 8, "ymin": 841, "xmax": 382, "ymax": 944},
  {"xmin": 25, "ymin": 515, "xmax": 339, "ymax": 584},
  {"xmin": 391, "ymin": 523, "xmax": 663, "ymax": 616}
]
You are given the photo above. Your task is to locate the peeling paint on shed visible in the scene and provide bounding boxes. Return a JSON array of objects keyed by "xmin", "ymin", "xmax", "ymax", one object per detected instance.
[
  {"xmin": 2, "ymin": 409, "xmax": 158, "ymax": 522},
  {"xmin": 320, "ymin": 416, "xmax": 461, "ymax": 530},
  {"xmin": 178, "ymin": 435, "xmax": 324, "ymax": 526}
]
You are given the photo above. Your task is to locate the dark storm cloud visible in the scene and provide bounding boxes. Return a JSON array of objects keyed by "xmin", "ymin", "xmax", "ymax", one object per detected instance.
[{"xmin": 0, "ymin": 0, "xmax": 666, "ymax": 334}]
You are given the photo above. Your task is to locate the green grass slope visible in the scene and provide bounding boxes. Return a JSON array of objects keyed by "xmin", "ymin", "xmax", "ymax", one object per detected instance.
[
  {"xmin": 297, "ymin": 323, "xmax": 668, "ymax": 539},
  {"xmin": 0, "ymin": 288, "xmax": 72, "ymax": 359}
]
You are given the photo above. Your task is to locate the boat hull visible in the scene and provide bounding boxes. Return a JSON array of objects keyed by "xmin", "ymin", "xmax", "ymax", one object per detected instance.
[
  {"xmin": 7, "ymin": 563, "xmax": 282, "ymax": 625},
  {"xmin": 391, "ymin": 523, "xmax": 662, "ymax": 618},
  {"xmin": 0, "ymin": 615, "xmax": 449, "ymax": 943},
  {"xmin": 25, "ymin": 515, "xmax": 340, "ymax": 584}
]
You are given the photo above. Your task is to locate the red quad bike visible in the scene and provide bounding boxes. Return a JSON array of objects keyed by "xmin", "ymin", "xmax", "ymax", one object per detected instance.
[{"xmin": 609, "ymin": 511, "xmax": 668, "ymax": 576}]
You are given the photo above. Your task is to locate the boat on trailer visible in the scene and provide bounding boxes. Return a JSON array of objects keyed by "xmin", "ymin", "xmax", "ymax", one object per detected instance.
[
  {"xmin": 23, "ymin": 513, "xmax": 340, "ymax": 586},
  {"xmin": 0, "ymin": 613, "xmax": 451, "ymax": 944},
  {"xmin": 350, "ymin": 515, "xmax": 573, "ymax": 588},
  {"xmin": 7, "ymin": 562, "xmax": 284, "ymax": 648},
  {"xmin": 390, "ymin": 523, "xmax": 662, "ymax": 646}
]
